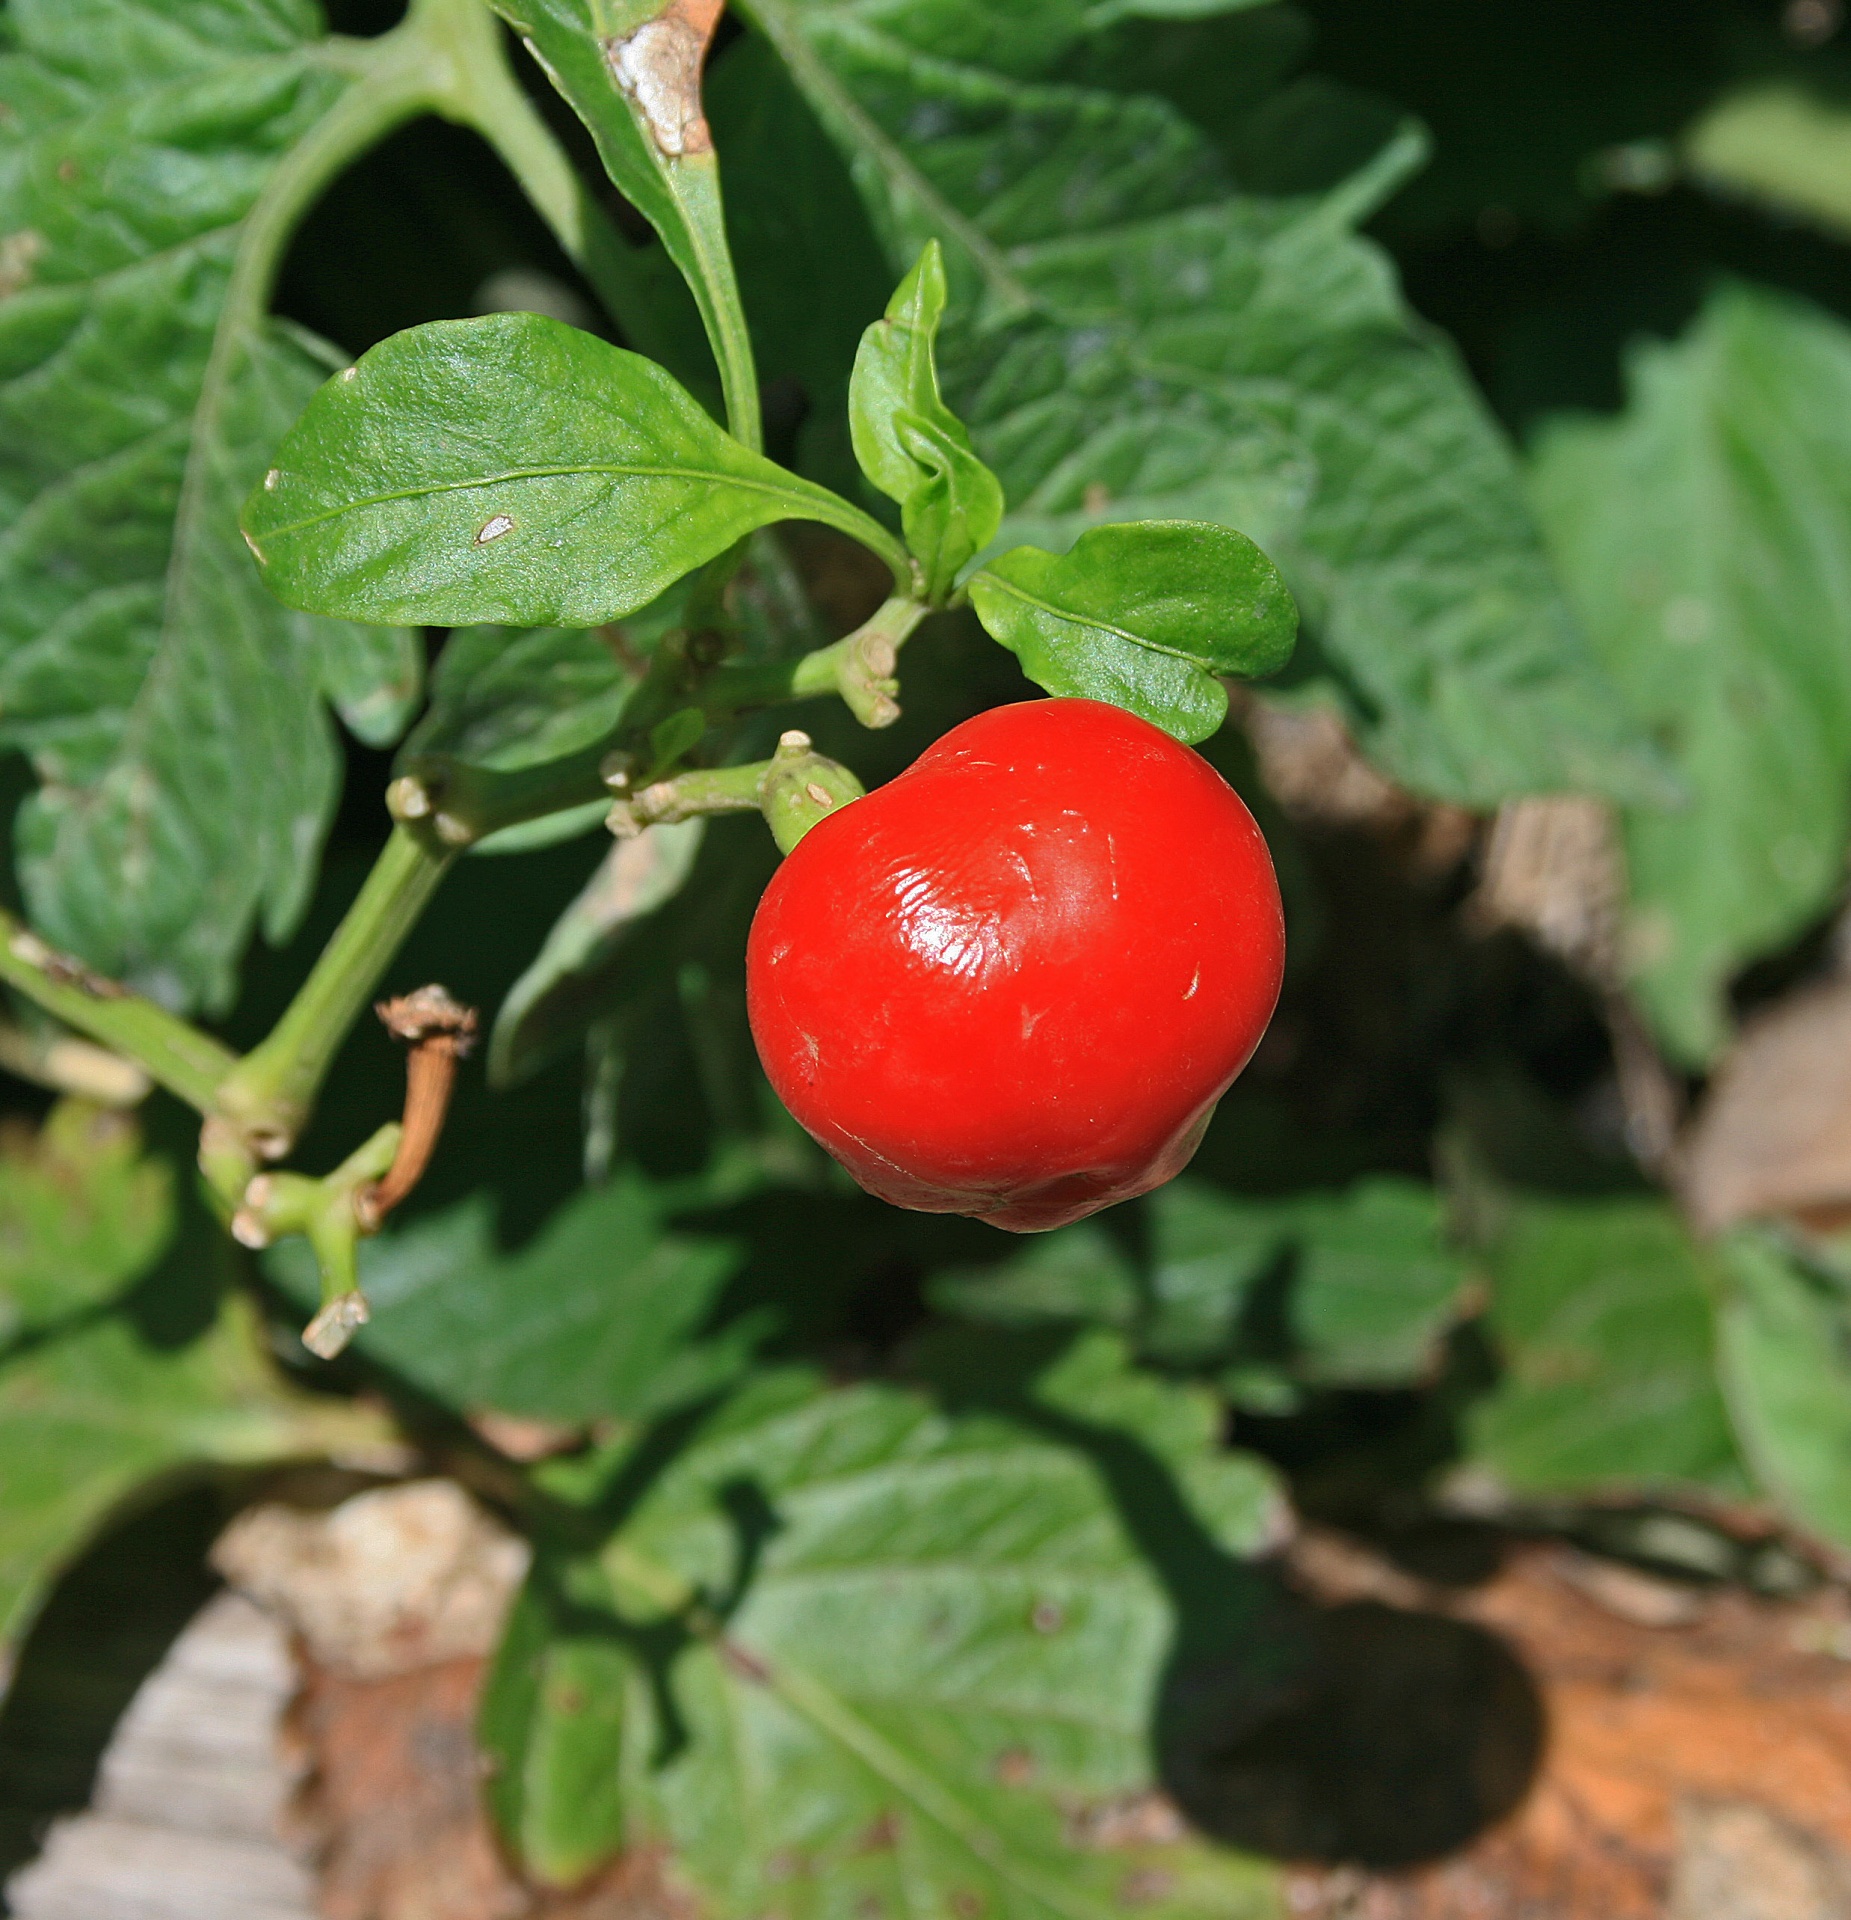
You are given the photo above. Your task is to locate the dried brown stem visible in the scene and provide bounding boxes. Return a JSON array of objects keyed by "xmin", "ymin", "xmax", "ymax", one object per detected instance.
[{"xmin": 358, "ymin": 986, "xmax": 478, "ymax": 1231}]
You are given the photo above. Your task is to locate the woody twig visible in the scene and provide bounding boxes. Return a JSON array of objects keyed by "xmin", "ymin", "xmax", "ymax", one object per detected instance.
[{"xmin": 357, "ymin": 985, "xmax": 479, "ymax": 1231}]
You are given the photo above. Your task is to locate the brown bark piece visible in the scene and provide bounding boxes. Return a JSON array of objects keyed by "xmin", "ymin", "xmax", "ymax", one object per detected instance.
[{"xmin": 1287, "ymin": 1542, "xmax": 1851, "ymax": 1918}]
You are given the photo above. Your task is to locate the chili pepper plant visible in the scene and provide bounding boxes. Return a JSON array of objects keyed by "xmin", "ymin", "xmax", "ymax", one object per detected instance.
[{"xmin": 6, "ymin": 0, "xmax": 1851, "ymax": 1906}]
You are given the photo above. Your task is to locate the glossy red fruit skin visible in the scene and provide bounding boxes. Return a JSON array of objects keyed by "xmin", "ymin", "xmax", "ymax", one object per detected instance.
[{"xmin": 745, "ymin": 698, "xmax": 1285, "ymax": 1232}]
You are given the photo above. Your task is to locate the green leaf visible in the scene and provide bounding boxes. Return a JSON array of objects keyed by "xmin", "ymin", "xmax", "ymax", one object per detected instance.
[
  {"xmin": 741, "ymin": 0, "xmax": 1659, "ymax": 803},
  {"xmin": 479, "ymin": 1567, "xmax": 630, "ymax": 1889},
  {"xmin": 1465, "ymin": 1196, "xmax": 1745, "ymax": 1497},
  {"xmin": 487, "ymin": 0, "xmax": 762, "ymax": 445},
  {"xmin": 317, "ymin": 617, "xmax": 425, "ymax": 750},
  {"xmin": 0, "ymin": 1102, "xmax": 375, "ymax": 1648},
  {"xmin": 1283, "ymin": 1182, "xmax": 1469, "ymax": 1387},
  {"xmin": 932, "ymin": 1177, "xmax": 1466, "ymax": 1390},
  {"xmin": 1685, "ymin": 86, "xmax": 1851, "ymax": 246},
  {"xmin": 968, "ymin": 522, "xmax": 1295, "ymax": 743},
  {"xmin": 241, "ymin": 312, "xmax": 898, "ymax": 628},
  {"xmin": 0, "ymin": 1, "xmax": 420, "ymax": 1010},
  {"xmin": 1531, "ymin": 285, "xmax": 1851, "ymax": 1064},
  {"xmin": 1713, "ymin": 1231, "xmax": 1851, "ymax": 1551},
  {"xmin": 0, "ymin": 1099, "xmax": 171, "ymax": 1342},
  {"xmin": 919, "ymin": 1327, "xmax": 1289, "ymax": 1559},
  {"xmin": 0, "ymin": 1291, "xmax": 365, "ymax": 1649},
  {"xmin": 534, "ymin": 1353, "xmax": 1281, "ymax": 1918},
  {"xmin": 395, "ymin": 620, "xmax": 643, "ymax": 856},
  {"xmin": 265, "ymin": 1172, "xmax": 758, "ymax": 1426},
  {"xmin": 490, "ymin": 820, "xmax": 706, "ymax": 1087},
  {"xmin": 850, "ymin": 240, "xmax": 1002, "ymax": 599}
]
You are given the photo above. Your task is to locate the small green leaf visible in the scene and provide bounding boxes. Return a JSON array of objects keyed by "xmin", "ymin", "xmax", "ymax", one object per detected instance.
[
  {"xmin": 265, "ymin": 1174, "xmax": 757, "ymax": 1426},
  {"xmin": 319, "ymin": 620, "xmax": 425, "ymax": 749},
  {"xmin": 480, "ymin": 1565, "xmax": 630, "ymax": 1889},
  {"xmin": 649, "ymin": 707, "xmax": 707, "ymax": 768},
  {"xmin": 241, "ymin": 312, "xmax": 894, "ymax": 629},
  {"xmin": 968, "ymin": 521, "xmax": 1296, "ymax": 742},
  {"xmin": 1286, "ymin": 1182, "xmax": 1468, "ymax": 1387},
  {"xmin": 1466, "ymin": 1197, "xmax": 1746, "ymax": 1497},
  {"xmin": 1714, "ymin": 1231, "xmax": 1851, "ymax": 1551},
  {"xmin": 850, "ymin": 240, "xmax": 1003, "ymax": 600},
  {"xmin": 491, "ymin": 820, "xmax": 707, "ymax": 1088}
]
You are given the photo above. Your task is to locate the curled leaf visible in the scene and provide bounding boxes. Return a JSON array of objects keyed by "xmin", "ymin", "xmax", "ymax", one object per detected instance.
[{"xmin": 969, "ymin": 520, "xmax": 1296, "ymax": 742}]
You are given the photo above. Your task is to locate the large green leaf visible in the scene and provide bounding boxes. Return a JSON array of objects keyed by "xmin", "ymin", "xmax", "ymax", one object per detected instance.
[
  {"xmin": 1713, "ymin": 1231, "xmax": 1851, "ymax": 1552},
  {"xmin": 0, "ymin": 0, "xmax": 420, "ymax": 1011},
  {"xmin": 265, "ymin": 1172, "xmax": 759, "ymax": 1426},
  {"xmin": 738, "ymin": 0, "xmax": 1655, "ymax": 804},
  {"xmin": 492, "ymin": 1343, "xmax": 1282, "ymax": 1918},
  {"xmin": 1531, "ymin": 285, "xmax": 1851, "ymax": 1064},
  {"xmin": 242, "ymin": 312, "xmax": 897, "ymax": 627},
  {"xmin": 932, "ymin": 1177, "xmax": 1467, "ymax": 1395},
  {"xmin": 0, "ymin": 1295, "xmax": 359, "ymax": 1650},
  {"xmin": 1465, "ymin": 1196, "xmax": 1745, "ymax": 1497},
  {"xmin": 0, "ymin": 1104, "xmax": 373, "ymax": 1648},
  {"xmin": 969, "ymin": 521, "xmax": 1296, "ymax": 743}
]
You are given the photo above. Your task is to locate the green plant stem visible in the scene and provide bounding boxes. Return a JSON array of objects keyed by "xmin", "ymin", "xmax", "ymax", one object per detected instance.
[
  {"xmin": 216, "ymin": 831, "xmax": 454, "ymax": 1154},
  {"xmin": 703, "ymin": 598, "xmax": 923, "ymax": 721},
  {"xmin": 791, "ymin": 595, "xmax": 928, "ymax": 726},
  {"xmin": 619, "ymin": 760, "xmax": 772, "ymax": 827},
  {"xmin": 392, "ymin": 741, "xmax": 616, "ymax": 848},
  {"xmin": 675, "ymin": 161, "xmax": 764, "ymax": 452},
  {"xmin": 0, "ymin": 912, "xmax": 238, "ymax": 1113},
  {"xmin": 435, "ymin": 0, "xmax": 759, "ymax": 444}
]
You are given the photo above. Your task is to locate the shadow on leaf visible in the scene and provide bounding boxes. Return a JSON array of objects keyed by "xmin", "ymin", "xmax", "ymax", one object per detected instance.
[{"xmin": 913, "ymin": 1324, "xmax": 1544, "ymax": 1871}]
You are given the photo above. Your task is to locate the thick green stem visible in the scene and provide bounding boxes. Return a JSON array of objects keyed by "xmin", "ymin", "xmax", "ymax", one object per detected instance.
[
  {"xmin": 389, "ymin": 743, "xmax": 613, "ymax": 848},
  {"xmin": 0, "ymin": 913, "xmax": 238, "ymax": 1114},
  {"xmin": 216, "ymin": 831, "xmax": 453, "ymax": 1155},
  {"xmin": 790, "ymin": 595, "xmax": 928, "ymax": 727},
  {"xmin": 608, "ymin": 758, "xmax": 771, "ymax": 836},
  {"xmin": 704, "ymin": 595, "xmax": 929, "ymax": 727}
]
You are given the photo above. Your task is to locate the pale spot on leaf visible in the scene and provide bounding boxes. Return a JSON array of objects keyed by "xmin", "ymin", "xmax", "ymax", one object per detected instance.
[{"xmin": 605, "ymin": 0, "xmax": 721, "ymax": 156}]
